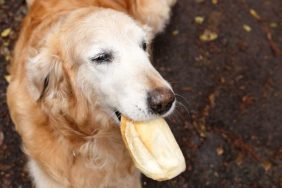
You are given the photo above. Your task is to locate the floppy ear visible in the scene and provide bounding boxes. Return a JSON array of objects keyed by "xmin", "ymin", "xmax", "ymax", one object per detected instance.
[{"xmin": 26, "ymin": 50, "xmax": 68, "ymax": 102}]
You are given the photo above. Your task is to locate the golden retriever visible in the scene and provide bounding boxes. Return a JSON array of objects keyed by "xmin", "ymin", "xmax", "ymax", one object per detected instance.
[{"xmin": 7, "ymin": 0, "xmax": 176, "ymax": 187}]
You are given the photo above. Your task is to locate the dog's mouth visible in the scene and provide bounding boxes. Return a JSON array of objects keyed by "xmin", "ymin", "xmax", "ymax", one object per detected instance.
[{"xmin": 115, "ymin": 111, "xmax": 121, "ymax": 121}]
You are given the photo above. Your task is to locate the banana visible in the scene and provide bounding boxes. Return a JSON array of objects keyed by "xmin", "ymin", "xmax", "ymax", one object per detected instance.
[{"xmin": 120, "ymin": 116, "xmax": 186, "ymax": 181}]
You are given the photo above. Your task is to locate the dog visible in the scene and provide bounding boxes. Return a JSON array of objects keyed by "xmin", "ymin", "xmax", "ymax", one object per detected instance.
[{"xmin": 7, "ymin": 0, "xmax": 176, "ymax": 187}]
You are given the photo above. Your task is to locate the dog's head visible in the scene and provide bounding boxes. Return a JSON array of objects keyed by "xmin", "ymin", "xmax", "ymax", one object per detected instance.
[{"xmin": 27, "ymin": 9, "xmax": 175, "ymax": 123}]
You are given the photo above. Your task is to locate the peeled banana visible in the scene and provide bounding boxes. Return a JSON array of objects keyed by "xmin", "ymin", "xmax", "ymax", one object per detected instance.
[{"xmin": 120, "ymin": 116, "xmax": 186, "ymax": 181}]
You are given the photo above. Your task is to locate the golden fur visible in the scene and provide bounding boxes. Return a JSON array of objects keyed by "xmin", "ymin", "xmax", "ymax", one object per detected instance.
[{"xmin": 7, "ymin": 0, "xmax": 176, "ymax": 187}]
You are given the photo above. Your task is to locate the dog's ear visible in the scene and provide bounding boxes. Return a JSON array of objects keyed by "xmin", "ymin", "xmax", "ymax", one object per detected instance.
[{"xmin": 26, "ymin": 50, "xmax": 69, "ymax": 102}]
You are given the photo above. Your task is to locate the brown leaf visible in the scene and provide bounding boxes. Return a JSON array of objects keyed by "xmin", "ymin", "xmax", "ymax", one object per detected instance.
[
  {"xmin": 240, "ymin": 95, "xmax": 254, "ymax": 110},
  {"xmin": 211, "ymin": 0, "xmax": 218, "ymax": 5},
  {"xmin": 249, "ymin": 9, "xmax": 261, "ymax": 20},
  {"xmin": 261, "ymin": 161, "xmax": 272, "ymax": 172},
  {"xmin": 216, "ymin": 146, "xmax": 224, "ymax": 156},
  {"xmin": 235, "ymin": 153, "xmax": 244, "ymax": 166}
]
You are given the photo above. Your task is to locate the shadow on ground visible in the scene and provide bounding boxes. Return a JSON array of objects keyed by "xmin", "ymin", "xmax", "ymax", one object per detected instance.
[{"xmin": 0, "ymin": 0, "xmax": 281, "ymax": 187}]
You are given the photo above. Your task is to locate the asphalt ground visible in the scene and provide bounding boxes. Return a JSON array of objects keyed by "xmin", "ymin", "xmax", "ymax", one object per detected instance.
[{"xmin": 0, "ymin": 0, "xmax": 281, "ymax": 187}]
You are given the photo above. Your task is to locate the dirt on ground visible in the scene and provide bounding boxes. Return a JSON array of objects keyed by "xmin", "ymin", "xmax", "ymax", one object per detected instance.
[{"xmin": 0, "ymin": 0, "xmax": 282, "ymax": 187}]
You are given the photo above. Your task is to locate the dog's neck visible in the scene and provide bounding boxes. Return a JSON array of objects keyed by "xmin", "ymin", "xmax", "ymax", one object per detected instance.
[
  {"xmin": 44, "ymin": 100, "xmax": 121, "ymax": 161},
  {"xmin": 38, "ymin": 88, "xmax": 116, "ymax": 141}
]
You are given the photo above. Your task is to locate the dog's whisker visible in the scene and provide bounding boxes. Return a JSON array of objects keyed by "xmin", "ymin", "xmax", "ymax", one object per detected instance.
[
  {"xmin": 175, "ymin": 101, "xmax": 193, "ymax": 123},
  {"xmin": 173, "ymin": 106, "xmax": 187, "ymax": 122},
  {"xmin": 166, "ymin": 112, "xmax": 179, "ymax": 123},
  {"xmin": 175, "ymin": 93, "xmax": 190, "ymax": 107},
  {"xmin": 174, "ymin": 93, "xmax": 192, "ymax": 116},
  {"xmin": 166, "ymin": 106, "xmax": 185, "ymax": 125}
]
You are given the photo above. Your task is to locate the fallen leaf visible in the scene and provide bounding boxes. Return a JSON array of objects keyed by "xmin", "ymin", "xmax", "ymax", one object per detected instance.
[
  {"xmin": 242, "ymin": 95, "xmax": 254, "ymax": 104},
  {"xmin": 1, "ymin": 28, "xmax": 11, "ymax": 38},
  {"xmin": 0, "ymin": 131, "xmax": 4, "ymax": 146},
  {"xmin": 249, "ymin": 9, "xmax": 261, "ymax": 20},
  {"xmin": 195, "ymin": 16, "xmax": 205, "ymax": 24},
  {"xmin": 5, "ymin": 55, "xmax": 11, "ymax": 61},
  {"xmin": 243, "ymin": 24, "xmax": 252, "ymax": 32},
  {"xmin": 172, "ymin": 30, "xmax": 179, "ymax": 36},
  {"xmin": 262, "ymin": 161, "xmax": 272, "ymax": 172},
  {"xmin": 198, "ymin": 121, "xmax": 206, "ymax": 138},
  {"xmin": 4, "ymin": 75, "xmax": 11, "ymax": 83},
  {"xmin": 265, "ymin": 31, "xmax": 282, "ymax": 56},
  {"xmin": 269, "ymin": 22, "xmax": 277, "ymax": 28},
  {"xmin": 235, "ymin": 153, "xmax": 244, "ymax": 166},
  {"xmin": 216, "ymin": 146, "xmax": 224, "ymax": 156},
  {"xmin": 200, "ymin": 29, "xmax": 218, "ymax": 42},
  {"xmin": 208, "ymin": 92, "xmax": 218, "ymax": 107},
  {"xmin": 3, "ymin": 41, "xmax": 9, "ymax": 47},
  {"xmin": 240, "ymin": 95, "xmax": 254, "ymax": 110},
  {"xmin": 220, "ymin": 76, "xmax": 225, "ymax": 84},
  {"xmin": 211, "ymin": 0, "xmax": 218, "ymax": 5}
]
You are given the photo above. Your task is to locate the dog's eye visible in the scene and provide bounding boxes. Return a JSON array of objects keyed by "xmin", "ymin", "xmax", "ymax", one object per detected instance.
[
  {"xmin": 142, "ymin": 41, "xmax": 147, "ymax": 51},
  {"xmin": 90, "ymin": 52, "xmax": 113, "ymax": 64}
]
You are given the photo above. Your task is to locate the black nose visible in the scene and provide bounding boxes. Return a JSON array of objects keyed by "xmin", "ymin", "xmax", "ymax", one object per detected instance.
[{"xmin": 147, "ymin": 88, "xmax": 175, "ymax": 115}]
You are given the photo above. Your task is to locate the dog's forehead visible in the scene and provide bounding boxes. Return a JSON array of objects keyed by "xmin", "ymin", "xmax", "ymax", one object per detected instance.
[
  {"xmin": 64, "ymin": 9, "xmax": 147, "ymax": 60},
  {"xmin": 83, "ymin": 10, "xmax": 145, "ymax": 42}
]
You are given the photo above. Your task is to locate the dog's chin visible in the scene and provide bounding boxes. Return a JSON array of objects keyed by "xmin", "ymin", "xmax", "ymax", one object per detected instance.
[{"xmin": 113, "ymin": 111, "xmax": 155, "ymax": 124}]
